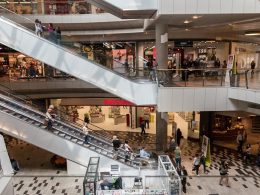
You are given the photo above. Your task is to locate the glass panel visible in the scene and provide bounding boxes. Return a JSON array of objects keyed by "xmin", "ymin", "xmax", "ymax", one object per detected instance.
[{"xmin": 0, "ymin": 0, "xmax": 105, "ymax": 15}]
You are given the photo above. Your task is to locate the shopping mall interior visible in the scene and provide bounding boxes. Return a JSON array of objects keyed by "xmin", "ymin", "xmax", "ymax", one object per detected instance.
[{"xmin": 0, "ymin": 0, "xmax": 260, "ymax": 195}]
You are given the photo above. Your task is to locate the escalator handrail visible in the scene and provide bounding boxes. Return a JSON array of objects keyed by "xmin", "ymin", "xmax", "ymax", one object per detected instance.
[
  {"xmin": 0, "ymin": 101, "xmax": 132, "ymax": 163},
  {"xmin": 0, "ymin": 82, "xmax": 115, "ymax": 142},
  {"xmin": 0, "ymin": 6, "xmax": 154, "ymax": 85},
  {"xmin": 0, "ymin": 92, "xmax": 119, "ymax": 151},
  {"xmin": 0, "ymin": 91, "xmax": 129, "ymax": 156}
]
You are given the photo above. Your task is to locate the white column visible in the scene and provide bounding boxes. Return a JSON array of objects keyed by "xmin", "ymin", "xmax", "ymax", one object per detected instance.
[{"xmin": 156, "ymin": 24, "xmax": 168, "ymax": 69}]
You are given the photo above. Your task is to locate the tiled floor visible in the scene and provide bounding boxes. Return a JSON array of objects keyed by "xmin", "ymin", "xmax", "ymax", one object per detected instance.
[{"xmin": 4, "ymin": 132, "xmax": 260, "ymax": 195}]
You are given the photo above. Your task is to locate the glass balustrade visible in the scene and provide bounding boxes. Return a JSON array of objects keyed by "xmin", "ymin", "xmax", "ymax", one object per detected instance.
[
  {"xmin": 0, "ymin": 0, "xmax": 105, "ymax": 15},
  {"xmin": 0, "ymin": 5, "xmax": 150, "ymax": 83}
]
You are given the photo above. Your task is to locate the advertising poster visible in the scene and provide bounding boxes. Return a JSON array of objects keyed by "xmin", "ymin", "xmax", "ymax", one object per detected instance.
[
  {"xmin": 225, "ymin": 54, "xmax": 235, "ymax": 84},
  {"xmin": 113, "ymin": 49, "xmax": 127, "ymax": 70}
]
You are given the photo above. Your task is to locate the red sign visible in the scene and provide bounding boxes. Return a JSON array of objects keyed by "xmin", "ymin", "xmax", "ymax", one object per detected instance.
[{"xmin": 103, "ymin": 99, "xmax": 135, "ymax": 106}]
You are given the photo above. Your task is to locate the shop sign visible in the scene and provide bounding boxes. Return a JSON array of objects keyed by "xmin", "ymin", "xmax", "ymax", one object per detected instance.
[
  {"xmin": 104, "ymin": 99, "xmax": 134, "ymax": 106},
  {"xmin": 174, "ymin": 40, "xmax": 193, "ymax": 47},
  {"xmin": 198, "ymin": 48, "xmax": 207, "ymax": 54}
]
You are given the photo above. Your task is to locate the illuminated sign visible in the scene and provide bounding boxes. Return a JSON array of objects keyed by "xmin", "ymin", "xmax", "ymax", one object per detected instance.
[{"xmin": 103, "ymin": 99, "xmax": 134, "ymax": 106}]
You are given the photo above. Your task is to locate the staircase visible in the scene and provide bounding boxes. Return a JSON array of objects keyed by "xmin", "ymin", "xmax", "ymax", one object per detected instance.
[{"xmin": 0, "ymin": 92, "xmax": 137, "ymax": 169}]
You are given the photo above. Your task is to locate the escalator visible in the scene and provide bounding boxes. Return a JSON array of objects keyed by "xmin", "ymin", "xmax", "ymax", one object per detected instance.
[
  {"xmin": 0, "ymin": 90, "xmax": 138, "ymax": 170},
  {"xmin": 0, "ymin": 6, "xmax": 157, "ymax": 105}
]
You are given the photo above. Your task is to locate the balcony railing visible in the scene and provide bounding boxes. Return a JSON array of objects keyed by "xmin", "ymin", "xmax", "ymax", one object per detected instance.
[{"xmin": 0, "ymin": 0, "xmax": 105, "ymax": 15}]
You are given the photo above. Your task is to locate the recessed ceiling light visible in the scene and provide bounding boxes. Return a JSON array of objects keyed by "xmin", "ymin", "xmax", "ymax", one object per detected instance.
[
  {"xmin": 184, "ymin": 20, "xmax": 191, "ymax": 24},
  {"xmin": 192, "ymin": 15, "xmax": 201, "ymax": 19},
  {"xmin": 245, "ymin": 32, "xmax": 260, "ymax": 36},
  {"xmin": 185, "ymin": 28, "xmax": 190, "ymax": 31}
]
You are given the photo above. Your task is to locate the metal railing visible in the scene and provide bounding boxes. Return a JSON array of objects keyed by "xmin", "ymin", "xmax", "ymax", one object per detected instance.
[
  {"xmin": 83, "ymin": 157, "xmax": 100, "ymax": 195},
  {"xmin": 0, "ymin": 5, "xmax": 152, "ymax": 84},
  {"xmin": 158, "ymin": 155, "xmax": 181, "ymax": 195},
  {"xmin": 156, "ymin": 68, "xmax": 260, "ymax": 90}
]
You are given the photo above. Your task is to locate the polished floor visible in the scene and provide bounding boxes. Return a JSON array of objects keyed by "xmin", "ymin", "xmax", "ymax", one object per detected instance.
[{"xmin": 4, "ymin": 132, "xmax": 260, "ymax": 195}]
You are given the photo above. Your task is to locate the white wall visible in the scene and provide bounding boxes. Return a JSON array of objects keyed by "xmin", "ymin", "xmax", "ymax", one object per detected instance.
[
  {"xmin": 157, "ymin": 87, "xmax": 248, "ymax": 112},
  {"xmin": 105, "ymin": 0, "xmax": 157, "ymax": 10},
  {"xmin": 0, "ymin": 135, "xmax": 13, "ymax": 176},
  {"xmin": 158, "ymin": 0, "xmax": 260, "ymax": 14},
  {"xmin": 0, "ymin": 177, "xmax": 13, "ymax": 195},
  {"xmin": 66, "ymin": 160, "xmax": 87, "ymax": 176}
]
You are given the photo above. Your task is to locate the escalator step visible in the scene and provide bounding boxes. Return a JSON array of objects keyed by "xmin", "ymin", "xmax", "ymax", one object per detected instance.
[{"xmin": 65, "ymin": 136, "xmax": 71, "ymax": 139}]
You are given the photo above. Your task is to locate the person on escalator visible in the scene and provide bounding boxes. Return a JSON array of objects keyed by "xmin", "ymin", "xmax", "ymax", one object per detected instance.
[
  {"xmin": 82, "ymin": 123, "xmax": 91, "ymax": 144},
  {"xmin": 45, "ymin": 108, "xmax": 54, "ymax": 130},
  {"xmin": 112, "ymin": 136, "xmax": 121, "ymax": 159}
]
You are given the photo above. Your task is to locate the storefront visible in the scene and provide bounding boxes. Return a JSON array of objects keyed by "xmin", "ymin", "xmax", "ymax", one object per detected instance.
[
  {"xmin": 0, "ymin": 45, "xmax": 45, "ymax": 79},
  {"xmin": 49, "ymin": 98, "xmax": 156, "ymax": 132},
  {"xmin": 231, "ymin": 42, "xmax": 260, "ymax": 69},
  {"xmin": 0, "ymin": 0, "xmax": 104, "ymax": 15}
]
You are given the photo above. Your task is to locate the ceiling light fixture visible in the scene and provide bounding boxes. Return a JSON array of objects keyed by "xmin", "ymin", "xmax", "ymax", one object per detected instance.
[
  {"xmin": 184, "ymin": 20, "xmax": 191, "ymax": 24},
  {"xmin": 245, "ymin": 32, "xmax": 260, "ymax": 36},
  {"xmin": 185, "ymin": 28, "xmax": 190, "ymax": 31},
  {"xmin": 192, "ymin": 15, "xmax": 200, "ymax": 19}
]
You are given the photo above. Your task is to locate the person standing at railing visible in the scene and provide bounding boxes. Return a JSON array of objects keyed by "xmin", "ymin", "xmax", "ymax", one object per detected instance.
[
  {"xmin": 48, "ymin": 23, "xmax": 57, "ymax": 44},
  {"xmin": 55, "ymin": 27, "xmax": 61, "ymax": 45},
  {"xmin": 35, "ymin": 19, "xmax": 43, "ymax": 37}
]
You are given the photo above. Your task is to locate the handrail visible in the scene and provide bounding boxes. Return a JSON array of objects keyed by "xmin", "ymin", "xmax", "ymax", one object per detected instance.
[
  {"xmin": 0, "ymin": 5, "xmax": 152, "ymax": 84},
  {"xmin": 0, "ymin": 82, "xmax": 113, "ymax": 141},
  {"xmin": 0, "ymin": 93, "xmax": 135, "ymax": 163},
  {"xmin": 0, "ymin": 101, "xmax": 129, "ymax": 162}
]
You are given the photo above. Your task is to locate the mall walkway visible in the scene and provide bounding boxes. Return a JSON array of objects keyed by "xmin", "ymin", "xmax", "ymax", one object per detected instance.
[{"xmin": 4, "ymin": 132, "xmax": 260, "ymax": 195}]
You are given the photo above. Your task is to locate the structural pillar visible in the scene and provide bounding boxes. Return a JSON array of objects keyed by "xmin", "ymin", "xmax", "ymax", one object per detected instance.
[
  {"xmin": 156, "ymin": 112, "xmax": 168, "ymax": 151},
  {"xmin": 156, "ymin": 24, "xmax": 168, "ymax": 68}
]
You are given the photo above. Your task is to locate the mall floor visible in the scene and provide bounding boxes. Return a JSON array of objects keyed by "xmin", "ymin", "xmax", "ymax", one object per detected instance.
[{"xmin": 4, "ymin": 131, "xmax": 260, "ymax": 195}]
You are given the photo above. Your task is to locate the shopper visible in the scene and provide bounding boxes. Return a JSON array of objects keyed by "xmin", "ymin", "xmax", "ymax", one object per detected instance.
[
  {"xmin": 192, "ymin": 154, "xmax": 200, "ymax": 176},
  {"xmin": 55, "ymin": 26, "xmax": 61, "ymax": 45},
  {"xmin": 219, "ymin": 160, "xmax": 230, "ymax": 187},
  {"xmin": 176, "ymin": 128, "xmax": 183, "ymax": 146},
  {"xmin": 82, "ymin": 123, "xmax": 91, "ymax": 144},
  {"xmin": 48, "ymin": 23, "xmax": 57, "ymax": 43},
  {"xmin": 140, "ymin": 120, "xmax": 146, "ymax": 135},
  {"xmin": 169, "ymin": 137, "xmax": 176, "ymax": 152},
  {"xmin": 10, "ymin": 158, "xmax": 20, "ymax": 174},
  {"xmin": 257, "ymin": 142, "xmax": 260, "ymax": 166},
  {"xmin": 112, "ymin": 136, "xmax": 121, "ymax": 159},
  {"xmin": 143, "ymin": 112, "xmax": 150, "ymax": 129},
  {"xmin": 236, "ymin": 131, "xmax": 243, "ymax": 154},
  {"xmin": 140, "ymin": 146, "xmax": 150, "ymax": 158},
  {"xmin": 45, "ymin": 108, "xmax": 54, "ymax": 130},
  {"xmin": 123, "ymin": 140, "xmax": 133, "ymax": 162},
  {"xmin": 181, "ymin": 166, "xmax": 188, "ymax": 193},
  {"xmin": 123, "ymin": 59, "xmax": 129, "ymax": 74},
  {"xmin": 244, "ymin": 143, "xmax": 252, "ymax": 164},
  {"xmin": 34, "ymin": 19, "xmax": 43, "ymax": 37},
  {"xmin": 200, "ymin": 152, "xmax": 207, "ymax": 174},
  {"xmin": 174, "ymin": 146, "xmax": 182, "ymax": 168},
  {"xmin": 251, "ymin": 60, "xmax": 256, "ymax": 76}
]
